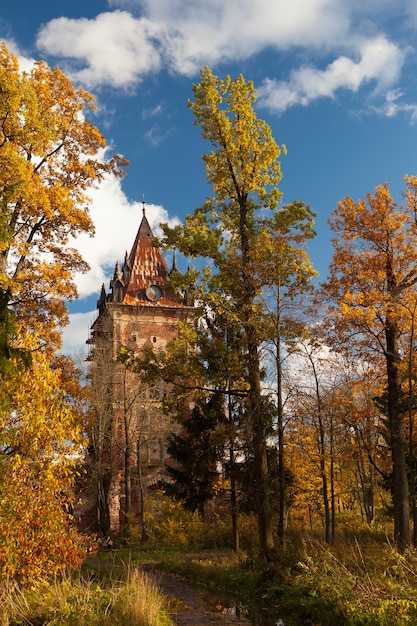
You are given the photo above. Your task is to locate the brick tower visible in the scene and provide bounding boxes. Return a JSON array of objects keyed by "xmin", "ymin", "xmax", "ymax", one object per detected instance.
[{"xmin": 85, "ymin": 203, "xmax": 194, "ymax": 535}]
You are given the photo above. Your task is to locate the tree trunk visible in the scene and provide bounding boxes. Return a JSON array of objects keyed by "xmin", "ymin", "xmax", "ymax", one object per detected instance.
[
  {"xmin": 239, "ymin": 196, "xmax": 274, "ymax": 556},
  {"xmin": 276, "ymin": 287, "xmax": 286, "ymax": 544},
  {"xmin": 386, "ymin": 314, "xmax": 410, "ymax": 551},
  {"xmin": 137, "ymin": 439, "xmax": 147, "ymax": 541},
  {"xmin": 330, "ymin": 413, "xmax": 336, "ymax": 544},
  {"xmin": 230, "ymin": 448, "xmax": 240, "ymax": 552},
  {"xmin": 96, "ymin": 473, "xmax": 111, "ymax": 535},
  {"xmin": 356, "ymin": 453, "xmax": 375, "ymax": 525},
  {"xmin": 320, "ymin": 440, "xmax": 331, "ymax": 544},
  {"xmin": 247, "ymin": 325, "xmax": 274, "ymax": 554},
  {"xmin": 407, "ymin": 305, "xmax": 417, "ymax": 546},
  {"xmin": 310, "ymin": 351, "xmax": 331, "ymax": 544},
  {"xmin": 124, "ymin": 443, "xmax": 131, "ymax": 540}
]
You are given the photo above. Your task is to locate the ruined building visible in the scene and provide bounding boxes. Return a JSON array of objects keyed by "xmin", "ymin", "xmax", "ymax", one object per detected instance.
[{"xmin": 83, "ymin": 204, "xmax": 194, "ymax": 535}]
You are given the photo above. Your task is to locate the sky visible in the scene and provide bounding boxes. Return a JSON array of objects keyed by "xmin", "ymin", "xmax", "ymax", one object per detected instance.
[{"xmin": 2, "ymin": 0, "xmax": 417, "ymax": 357}]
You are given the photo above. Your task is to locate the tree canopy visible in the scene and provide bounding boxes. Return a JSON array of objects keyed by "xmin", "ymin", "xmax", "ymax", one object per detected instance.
[
  {"xmin": 320, "ymin": 179, "xmax": 417, "ymax": 550},
  {"xmin": 0, "ymin": 42, "xmax": 127, "ymax": 351},
  {"xmin": 0, "ymin": 42, "xmax": 127, "ymax": 584}
]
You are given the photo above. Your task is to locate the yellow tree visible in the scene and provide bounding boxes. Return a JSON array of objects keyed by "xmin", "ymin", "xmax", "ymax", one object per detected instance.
[
  {"xmin": 0, "ymin": 42, "xmax": 127, "ymax": 350},
  {"xmin": 336, "ymin": 375, "xmax": 390, "ymax": 524},
  {"xmin": 256, "ymin": 200, "xmax": 317, "ymax": 541},
  {"xmin": 0, "ymin": 43, "xmax": 126, "ymax": 581},
  {"xmin": 321, "ymin": 179, "xmax": 417, "ymax": 551},
  {"xmin": 159, "ymin": 66, "xmax": 286, "ymax": 555},
  {"xmin": 0, "ymin": 333, "xmax": 88, "ymax": 586},
  {"xmin": 286, "ymin": 341, "xmax": 380, "ymax": 537}
]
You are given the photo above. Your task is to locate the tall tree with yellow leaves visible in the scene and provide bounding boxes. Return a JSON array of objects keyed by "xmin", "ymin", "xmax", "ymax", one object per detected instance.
[
  {"xmin": 321, "ymin": 179, "xmax": 417, "ymax": 551},
  {"xmin": 0, "ymin": 43, "xmax": 126, "ymax": 582},
  {"xmin": 159, "ymin": 66, "xmax": 286, "ymax": 555},
  {"xmin": 0, "ymin": 332, "xmax": 88, "ymax": 586}
]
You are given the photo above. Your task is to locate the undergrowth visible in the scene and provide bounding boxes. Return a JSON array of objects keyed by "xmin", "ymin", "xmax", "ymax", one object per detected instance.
[
  {"xmin": 4, "ymin": 495, "xmax": 417, "ymax": 626},
  {"xmin": 132, "ymin": 516, "xmax": 417, "ymax": 626},
  {"xmin": 0, "ymin": 567, "xmax": 173, "ymax": 626}
]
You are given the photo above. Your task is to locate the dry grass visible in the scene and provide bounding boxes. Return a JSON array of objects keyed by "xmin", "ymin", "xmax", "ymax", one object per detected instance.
[{"xmin": 0, "ymin": 566, "xmax": 173, "ymax": 626}]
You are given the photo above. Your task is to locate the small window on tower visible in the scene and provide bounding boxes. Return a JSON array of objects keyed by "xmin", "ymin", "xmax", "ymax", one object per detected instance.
[{"xmin": 152, "ymin": 336, "xmax": 157, "ymax": 343}]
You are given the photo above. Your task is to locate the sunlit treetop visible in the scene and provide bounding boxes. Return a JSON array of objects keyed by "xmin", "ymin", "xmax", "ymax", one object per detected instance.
[
  {"xmin": 0, "ymin": 42, "xmax": 128, "ymax": 349},
  {"xmin": 188, "ymin": 66, "xmax": 286, "ymax": 218}
]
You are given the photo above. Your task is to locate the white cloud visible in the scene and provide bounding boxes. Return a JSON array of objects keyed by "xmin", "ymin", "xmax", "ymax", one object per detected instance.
[
  {"xmin": 36, "ymin": 0, "xmax": 350, "ymax": 84},
  {"xmin": 36, "ymin": 11, "xmax": 162, "ymax": 89},
  {"xmin": 61, "ymin": 311, "xmax": 95, "ymax": 359},
  {"xmin": 257, "ymin": 36, "xmax": 406, "ymax": 113},
  {"xmin": 32, "ymin": 0, "xmax": 414, "ymax": 118},
  {"xmin": 139, "ymin": 0, "xmax": 349, "ymax": 69},
  {"xmin": 372, "ymin": 89, "xmax": 417, "ymax": 122}
]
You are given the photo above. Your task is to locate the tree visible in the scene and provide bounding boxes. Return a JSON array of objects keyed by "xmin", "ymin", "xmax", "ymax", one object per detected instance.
[
  {"xmin": 135, "ymin": 309, "xmax": 247, "ymax": 549},
  {"xmin": 339, "ymin": 374, "xmax": 388, "ymax": 525},
  {"xmin": 321, "ymin": 179, "xmax": 417, "ymax": 551},
  {"xmin": 0, "ymin": 332, "xmax": 88, "ymax": 586},
  {"xmin": 116, "ymin": 346, "xmax": 141, "ymax": 540},
  {"xmin": 256, "ymin": 200, "xmax": 317, "ymax": 542},
  {"xmin": 0, "ymin": 43, "xmax": 126, "ymax": 579},
  {"xmin": 403, "ymin": 295, "xmax": 417, "ymax": 545},
  {"xmin": 165, "ymin": 393, "xmax": 224, "ymax": 516},
  {"xmin": 0, "ymin": 42, "xmax": 127, "ymax": 351},
  {"xmin": 85, "ymin": 316, "xmax": 116, "ymax": 535},
  {"xmin": 291, "ymin": 337, "xmax": 342, "ymax": 543},
  {"xmin": 159, "ymin": 66, "xmax": 286, "ymax": 555},
  {"xmin": 87, "ymin": 334, "xmax": 168, "ymax": 538},
  {"xmin": 115, "ymin": 346, "xmax": 164, "ymax": 540}
]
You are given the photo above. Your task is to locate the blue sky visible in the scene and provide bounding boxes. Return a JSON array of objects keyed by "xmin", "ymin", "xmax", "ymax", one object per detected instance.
[{"xmin": 2, "ymin": 0, "xmax": 417, "ymax": 355}]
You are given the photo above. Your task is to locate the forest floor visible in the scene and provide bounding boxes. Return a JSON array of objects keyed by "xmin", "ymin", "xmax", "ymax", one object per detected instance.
[
  {"xmin": 85, "ymin": 553, "xmax": 252, "ymax": 626},
  {"xmin": 143, "ymin": 565, "xmax": 252, "ymax": 625}
]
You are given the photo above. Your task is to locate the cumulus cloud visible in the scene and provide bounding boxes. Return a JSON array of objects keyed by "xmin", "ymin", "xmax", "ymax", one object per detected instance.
[
  {"xmin": 257, "ymin": 36, "xmax": 406, "ymax": 113},
  {"xmin": 61, "ymin": 311, "xmax": 95, "ymax": 359},
  {"xmin": 36, "ymin": 11, "xmax": 162, "ymax": 88},
  {"xmin": 36, "ymin": 0, "xmax": 350, "ymax": 85},
  {"xmin": 136, "ymin": 0, "xmax": 349, "ymax": 65},
  {"xmin": 33, "ymin": 0, "xmax": 414, "ymax": 116}
]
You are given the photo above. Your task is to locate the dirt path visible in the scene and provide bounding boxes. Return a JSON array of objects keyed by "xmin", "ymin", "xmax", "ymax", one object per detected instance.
[
  {"xmin": 143, "ymin": 565, "xmax": 252, "ymax": 626},
  {"xmin": 85, "ymin": 554, "xmax": 252, "ymax": 626}
]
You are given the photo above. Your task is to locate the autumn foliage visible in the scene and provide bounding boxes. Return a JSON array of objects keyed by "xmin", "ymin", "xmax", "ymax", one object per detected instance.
[
  {"xmin": 0, "ymin": 42, "xmax": 127, "ymax": 350},
  {"xmin": 0, "ymin": 42, "xmax": 126, "ymax": 586},
  {"xmin": 0, "ymin": 333, "xmax": 90, "ymax": 585}
]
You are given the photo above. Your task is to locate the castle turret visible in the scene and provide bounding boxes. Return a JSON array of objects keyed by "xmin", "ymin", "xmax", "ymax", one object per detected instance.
[{"xmin": 85, "ymin": 200, "xmax": 195, "ymax": 536}]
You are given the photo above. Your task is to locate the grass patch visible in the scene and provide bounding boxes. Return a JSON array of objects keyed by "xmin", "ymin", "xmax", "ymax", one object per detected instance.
[
  {"xmin": 5, "ymin": 512, "xmax": 417, "ymax": 625},
  {"xmin": 115, "ymin": 525, "xmax": 417, "ymax": 626},
  {"xmin": 149, "ymin": 548, "xmax": 257, "ymax": 596},
  {"xmin": 0, "ymin": 567, "xmax": 173, "ymax": 626}
]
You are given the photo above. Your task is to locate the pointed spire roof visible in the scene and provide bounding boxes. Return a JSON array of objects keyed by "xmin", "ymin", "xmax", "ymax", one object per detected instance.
[
  {"xmin": 120, "ymin": 201, "xmax": 174, "ymax": 305},
  {"xmin": 113, "ymin": 261, "xmax": 122, "ymax": 281}
]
